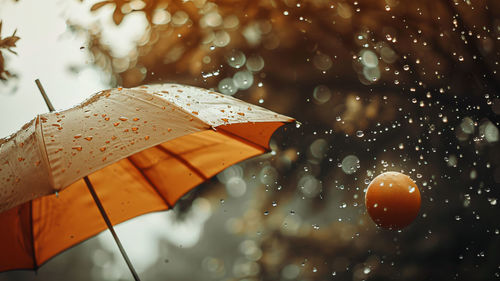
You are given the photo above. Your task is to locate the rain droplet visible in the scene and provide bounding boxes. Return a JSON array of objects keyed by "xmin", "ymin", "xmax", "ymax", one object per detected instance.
[
  {"xmin": 226, "ymin": 49, "xmax": 246, "ymax": 68},
  {"xmin": 218, "ymin": 78, "xmax": 237, "ymax": 95},
  {"xmin": 72, "ymin": 146, "xmax": 82, "ymax": 151},
  {"xmin": 356, "ymin": 130, "xmax": 364, "ymax": 137},
  {"xmin": 233, "ymin": 70, "xmax": 254, "ymax": 90},
  {"xmin": 119, "ymin": 117, "xmax": 129, "ymax": 121}
]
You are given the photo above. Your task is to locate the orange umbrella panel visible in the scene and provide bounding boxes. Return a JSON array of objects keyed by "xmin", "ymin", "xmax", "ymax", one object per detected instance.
[{"xmin": 0, "ymin": 122, "xmax": 285, "ymax": 271}]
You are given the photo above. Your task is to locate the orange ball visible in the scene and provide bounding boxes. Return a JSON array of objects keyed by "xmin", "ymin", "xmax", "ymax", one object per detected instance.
[{"xmin": 365, "ymin": 172, "xmax": 421, "ymax": 229}]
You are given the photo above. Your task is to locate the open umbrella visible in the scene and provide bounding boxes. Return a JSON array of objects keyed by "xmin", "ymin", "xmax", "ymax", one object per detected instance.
[{"xmin": 0, "ymin": 81, "xmax": 294, "ymax": 280}]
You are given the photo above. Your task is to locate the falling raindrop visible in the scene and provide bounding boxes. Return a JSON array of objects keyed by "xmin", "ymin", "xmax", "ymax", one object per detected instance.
[
  {"xmin": 218, "ymin": 78, "xmax": 237, "ymax": 95},
  {"xmin": 233, "ymin": 71, "xmax": 254, "ymax": 90},
  {"xmin": 226, "ymin": 49, "xmax": 246, "ymax": 68},
  {"xmin": 341, "ymin": 155, "xmax": 360, "ymax": 174}
]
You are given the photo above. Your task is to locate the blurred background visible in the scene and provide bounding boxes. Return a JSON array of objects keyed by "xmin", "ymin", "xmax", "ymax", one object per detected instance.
[{"xmin": 0, "ymin": 0, "xmax": 499, "ymax": 280}]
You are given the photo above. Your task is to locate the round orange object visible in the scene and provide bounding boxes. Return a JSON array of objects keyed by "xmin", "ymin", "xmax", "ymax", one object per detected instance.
[{"xmin": 365, "ymin": 172, "xmax": 421, "ymax": 229}]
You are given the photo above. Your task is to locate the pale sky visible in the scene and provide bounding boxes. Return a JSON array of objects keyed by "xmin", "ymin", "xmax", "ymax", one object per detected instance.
[{"xmin": 0, "ymin": 0, "xmax": 148, "ymax": 137}]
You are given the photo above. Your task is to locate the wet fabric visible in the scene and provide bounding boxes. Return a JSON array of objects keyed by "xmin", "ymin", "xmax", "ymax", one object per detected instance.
[{"xmin": 0, "ymin": 84, "xmax": 292, "ymax": 271}]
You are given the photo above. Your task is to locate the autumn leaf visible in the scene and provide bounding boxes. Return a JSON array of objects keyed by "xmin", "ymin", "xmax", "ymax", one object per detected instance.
[
  {"xmin": 0, "ymin": 21, "xmax": 20, "ymax": 54},
  {"xmin": 0, "ymin": 21, "xmax": 20, "ymax": 81},
  {"xmin": 90, "ymin": 0, "xmax": 131, "ymax": 25},
  {"xmin": 0, "ymin": 52, "xmax": 11, "ymax": 81}
]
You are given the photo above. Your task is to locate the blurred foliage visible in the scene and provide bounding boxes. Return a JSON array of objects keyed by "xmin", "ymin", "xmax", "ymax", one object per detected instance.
[{"xmin": 0, "ymin": 21, "xmax": 20, "ymax": 81}]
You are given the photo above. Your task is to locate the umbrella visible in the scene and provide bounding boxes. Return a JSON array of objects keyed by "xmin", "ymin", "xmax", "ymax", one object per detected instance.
[{"xmin": 0, "ymin": 80, "xmax": 294, "ymax": 280}]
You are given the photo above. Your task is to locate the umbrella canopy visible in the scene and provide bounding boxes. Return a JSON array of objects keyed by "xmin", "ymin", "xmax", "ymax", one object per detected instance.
[{"xmin": 0, "ymin": 83, "xmax": 293, "ymax": 272}]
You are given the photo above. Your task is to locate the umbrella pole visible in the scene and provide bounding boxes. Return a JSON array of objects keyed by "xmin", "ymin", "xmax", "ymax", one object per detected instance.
[
  {"xmin": 35, "ymin": 80, "xmax": 142, "ymax": 281},
  {"xmin": 83, "ymin": 177, "xmax": 141, "ymax": 281}
]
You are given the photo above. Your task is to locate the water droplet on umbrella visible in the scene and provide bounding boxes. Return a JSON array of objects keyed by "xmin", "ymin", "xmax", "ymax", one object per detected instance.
[
  {"xmin": 84, "ymin": 136, "xmax": 93, "ymax": 141},
  {"xmin": 74, "ymin": 134, "xmax": 82, "ymax": 139},
  {"xmin": 114, "ymin": 122, "xmax": 120, "ymax": 126},
  {"xmin": 144, "ymin": 136, "xmax": 150, "ymax": 140},
  {"xmin": 119, "ymin": 117, "xmax": 128, "ymax": 121},
  {"xmin": 72, "ymin": 146, "xmax": 83, "ymax": 151},
  {"xmin": 100, "ymin": 147, "xmax": 106, "ymax": 152}
]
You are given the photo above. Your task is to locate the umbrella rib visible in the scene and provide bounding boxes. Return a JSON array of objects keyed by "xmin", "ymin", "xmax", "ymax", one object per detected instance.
[
  {"xmin": 126, "ymin": 157, "xmax": 173, "ymax": 209},
  {"xmin": 29, "ymin": 201, "xmax": 38, "ymax": 270},
  {"xmin": 215, "ymin": 127, "xmax": 269, "ymax": 153},
  {"xmin": 155, "ymin": 145, "xmax": 208, "ymax": 181}
]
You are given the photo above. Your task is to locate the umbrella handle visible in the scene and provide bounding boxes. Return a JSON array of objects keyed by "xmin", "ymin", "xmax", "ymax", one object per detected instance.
[
  {"xmin": 35, "ymin": 80, "xmax": 141, "ymax": 281},
  {"xmin": 84, "ymin": 176, "xmax": 142, "ymax": 281}
]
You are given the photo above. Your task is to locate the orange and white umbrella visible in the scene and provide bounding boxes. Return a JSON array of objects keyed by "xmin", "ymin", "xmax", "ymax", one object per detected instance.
[{"xmin": 0, "ymin": 82, "xmax": 293, "ymax": 278}]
